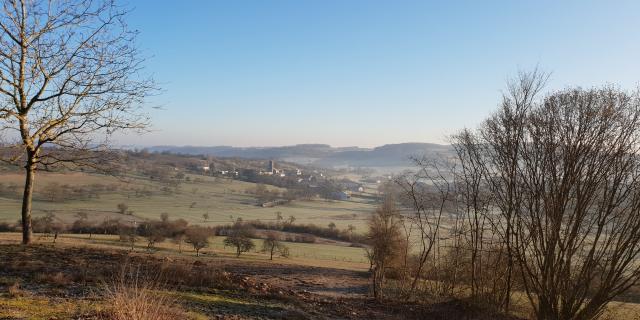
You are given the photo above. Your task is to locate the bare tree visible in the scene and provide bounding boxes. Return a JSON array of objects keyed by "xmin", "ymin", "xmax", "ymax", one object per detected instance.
[
  {"xmin": 185, "ymin": 226, "xmax": 211, "ymax": 257},
  {"xmin": 450, "ymin": 129, "xmax": 501, "ymax": 304},
  {"xmin": 396, "ymin": 157, "xmax": 452, "ymax": 297},
  {"xmin": 261, "ymin": 231, "xmax": 289, "ymax": 260},
  {"xmin": 117, "ymin": 203, "xmax": 128, "ymax": 215},
  {"xmin": 457, "ymin": 69, "xmax": 640, "ymax": 319},
  {"xmin": 367, "ymin": 196, "xmax": 406, "ymax": 301},
  {"xmin": 223, "ymin": 221, "xmax": 255, "ymax": 257},
  {"xmin": 0, "ymin": 0, "xmax": 154, "ymax": 244},
  {"xmin": 511, "ymin": 86, "xmax": 640, "ymax": 319},
  {"xmin": 138, "ymin": 221, "xmax": 167, "ymax": 251},
  {"xmin": 478, "ymin": 69, "xmax": 548, "ymax": 313}
]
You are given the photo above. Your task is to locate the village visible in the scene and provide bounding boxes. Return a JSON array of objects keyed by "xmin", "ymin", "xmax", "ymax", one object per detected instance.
[{"xmin": 201, "ymin": 159, "xmax": 366, "ymax": 202}]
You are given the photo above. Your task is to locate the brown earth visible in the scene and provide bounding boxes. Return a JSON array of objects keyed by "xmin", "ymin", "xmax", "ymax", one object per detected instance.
[{"xmin": 0, "ymin": 242, "xmax": 517, "ymax": 319}]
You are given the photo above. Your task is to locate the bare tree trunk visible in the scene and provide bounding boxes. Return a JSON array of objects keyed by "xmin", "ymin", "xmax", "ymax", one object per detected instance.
[
  {"xmin": 21, "ymin": 155, "xmax": 36, "ymax": 245},
  {"xmin": 410, "ymin": 251, "xmax": 429, "ymax": 294},
  {"xmin": 504, "ymin": 223, "xmax": 513, "ymax": 313}
]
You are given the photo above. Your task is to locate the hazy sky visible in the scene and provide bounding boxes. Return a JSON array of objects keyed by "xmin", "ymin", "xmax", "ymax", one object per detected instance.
[{"xmin": 120, "ymin": 0, "xmax": 640, "ymax": 147}]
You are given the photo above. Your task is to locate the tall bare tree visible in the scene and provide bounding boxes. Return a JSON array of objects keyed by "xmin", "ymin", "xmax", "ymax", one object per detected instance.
[
  {"xmin": 0, "ymin": 0, "xmax": 154, "ymax": 244},
  {"xmin": 451, "ymin": 129, "xmax": 495, "ymax": 302},
  {"xmin": 458, "ymin": 70, "xmax": 640, "ymax": 319},
  {"xmin": 470, "ymin": 69, "xmax": 549, "ymax": 312},
  {"xmin": 396, "ymin": 157, "xmax": 452, "ymax": 297},
  {"xmin": 509, "ymin": 86, "xmax": 640, "ymax": 320}
]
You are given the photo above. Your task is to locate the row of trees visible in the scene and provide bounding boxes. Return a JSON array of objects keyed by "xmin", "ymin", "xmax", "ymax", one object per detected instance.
[
  {"xmin": 5, "ymin": 211, "xmax": 292, "ymax": 259},
  {"xmin": 368, "ymin": 71, "xmax": 640, "ymax": 320}
]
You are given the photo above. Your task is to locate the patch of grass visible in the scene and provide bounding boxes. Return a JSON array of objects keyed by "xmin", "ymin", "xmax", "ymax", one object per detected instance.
[
  {"xmin": 35, "ymin": 271, "xmax": 73, "ymax": 287},
  {"xmin": 174, "ymin": 290, "xmax": 255, "ymax": 306},
  {"xmin": 0, "ymin": 296, "xmax": 99, "ymax": 320},
  {"xmin": 6, "ymin": 281, "xmax": 25, "ymax": 298},
  {"xmin": 173, "ymin": 290, "xmax": 293, "ymax": 319}
]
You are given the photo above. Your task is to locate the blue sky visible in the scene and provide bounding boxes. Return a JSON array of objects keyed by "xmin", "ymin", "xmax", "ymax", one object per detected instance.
[{"xmin": 121, "ymin": 0, "xmax": 640, "ymax": 147}]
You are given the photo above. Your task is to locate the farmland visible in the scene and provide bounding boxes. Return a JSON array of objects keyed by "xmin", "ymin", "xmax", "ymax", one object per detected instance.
[{"xmin": 0, "ymin": 170, "xmax": 377, "ymax": 232}]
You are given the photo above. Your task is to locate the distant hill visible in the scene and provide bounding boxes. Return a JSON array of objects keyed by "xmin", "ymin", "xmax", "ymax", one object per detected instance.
[
  {"xmin": 147, "ymin": 143, "xmax": 453, "ymax": 168},
  {"xmin": 314, "ymin": 143, "xmax": 453, "ymax": 167}
]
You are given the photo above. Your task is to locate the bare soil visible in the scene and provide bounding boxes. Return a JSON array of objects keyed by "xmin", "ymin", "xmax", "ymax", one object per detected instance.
[{"xmin": 0, "ymin": 242, "xmax": 517, "ymax": 319}]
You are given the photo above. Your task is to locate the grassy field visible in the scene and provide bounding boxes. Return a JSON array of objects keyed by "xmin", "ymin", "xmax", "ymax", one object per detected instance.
[
  {"xmin": 0, "ymin": 171, "xmax": 377, "ymax": 232},
  {"xmin": 0, "ymin": 232, "xmax": 370, "ymax": 271}
]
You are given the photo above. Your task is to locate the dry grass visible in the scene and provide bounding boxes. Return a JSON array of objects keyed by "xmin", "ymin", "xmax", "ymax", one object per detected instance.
[
  {"xmin": 7, "ymin": 281, "xmax": 25, "ymax": 298},
  {"xmin": 35, "ymin": 271, "xmax": 73, "ymax": 287},
  {"xmin": 103, "ymin": 270, "xmax": 187, "ymax": 320}
]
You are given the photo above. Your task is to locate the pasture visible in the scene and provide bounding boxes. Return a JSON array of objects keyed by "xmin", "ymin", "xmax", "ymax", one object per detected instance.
[
  {"xmin": 0, "ymin": 171, "xmax": 377, "ymax": 232},
  {"xmin": 0, "ymin": 232, "xmax": 369, "ymax": 271}
]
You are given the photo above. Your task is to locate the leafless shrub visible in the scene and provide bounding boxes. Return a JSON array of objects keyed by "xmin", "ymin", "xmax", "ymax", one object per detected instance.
[
  {"xmin": 396, "ymin": 157, "xmax": 453, "ymax": 297},
  {"xmin": 367, "ymin": 196, "xmax": 407, "ymax": 301},
  {"xmin": 7, "ymin": 281, "xmax": 24, "ymax": 298}
]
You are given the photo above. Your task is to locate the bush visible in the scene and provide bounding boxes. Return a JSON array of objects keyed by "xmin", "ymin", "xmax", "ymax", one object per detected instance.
[
  {"xmin": 0, "ymin": 222, "xmax": 16, "ymax": 232},
  {"xmin": 117, "ymin": 203, "xmax": 129, "ymax": 215}
]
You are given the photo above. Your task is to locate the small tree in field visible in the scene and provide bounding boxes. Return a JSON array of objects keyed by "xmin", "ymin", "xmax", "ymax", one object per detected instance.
[
  {"xmin": 223, "ymin": 221, "xmax": 255, "ymax": 257},
  {"xmin": 367, "ymin": 196, "xmax": 405, "ymax": 301},
  {"xmin": 71, "ymin": 213, "xmax": 95, "ymax": 239},
  {"xmin": 167, "ymin": 218, "xmax": 188, "ymax": 253},
  {"xmin": 137, "ymin": 221, "xmax": 167, "ymax": 251},
  {"xmin": 261, "ymin": 231, "xmax": 289, "ymax": 260},
  {"xmin": 185, "ymin": 226, "xmax": 210, "ymax": 257},
  {"xmin": 117, "ymin": 203, "xmax": 129, "ymax": 215}
]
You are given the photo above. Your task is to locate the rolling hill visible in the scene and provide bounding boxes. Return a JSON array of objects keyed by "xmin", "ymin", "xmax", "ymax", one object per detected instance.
[{"xmin": 147, "ymin": 142, "xmax": 453, "ymax": 168}]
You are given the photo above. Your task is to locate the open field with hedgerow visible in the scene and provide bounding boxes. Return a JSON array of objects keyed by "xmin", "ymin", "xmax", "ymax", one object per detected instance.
[
  {"xmin": 0, "ymin": 232, "xmax": 370, "ymax": 270},
  {"xmin": 0, "ymin": 170, "xmax": 378, "ymax": 233}
]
